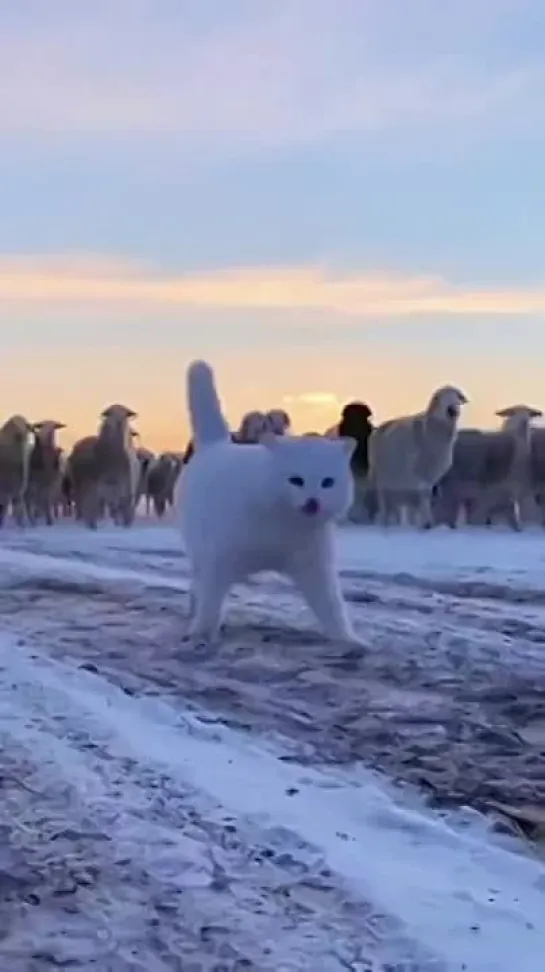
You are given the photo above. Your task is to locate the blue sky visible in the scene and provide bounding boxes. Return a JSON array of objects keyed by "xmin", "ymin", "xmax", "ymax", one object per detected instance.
[{"xmin": 1, "ymin": 0, "xmax": 545, "ymax": 446}]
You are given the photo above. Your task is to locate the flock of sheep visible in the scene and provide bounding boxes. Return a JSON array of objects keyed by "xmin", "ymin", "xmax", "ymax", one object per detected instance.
[
  {"xmin": 0, "ymin": 404, "xmax": 292, "ymax": 531},
  {"xmin": 329, "ymin": 387, "xmax": 545, "ymax": 531},
  {"xmin": 1, "ymin": 387, "xmax": 545, "ymax": 532},
  {"xmin": 0, "ymin": 407, "xmax": 181, "ymax": 530}
]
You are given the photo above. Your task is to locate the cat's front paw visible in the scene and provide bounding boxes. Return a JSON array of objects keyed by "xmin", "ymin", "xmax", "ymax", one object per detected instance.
[
  {"xmin": 182, "ymin": 632, "xmax": 218, "ymax": 655},
  {"xmin": 184, "ymin": 619, "xmax": 223, "ymax": 650},
  {"xmin": 340, "ymin": 633, "xmax": 367, "ymax": 650},
  {"xmin": 325, "ymin": 625, "xmax": 366, "ymax": 649}
]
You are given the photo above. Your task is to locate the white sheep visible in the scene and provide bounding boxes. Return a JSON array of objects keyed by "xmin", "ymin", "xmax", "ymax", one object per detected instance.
[
  {"xmin": 368, "ymin": 385, "xmax": 468, "ymax": 528},
  {"xmin": 68, "ymin": 403, "xmax": 140, "ymax": 528},
  {"xmin": 477, "ymin": 405, "xmax": 542, "ymax": 530},
  {"xmin": 26, "ymin": 420, "xmax": 67, "ymax": 525},
  {"xmin": 235, "ymin": 411, "xmax": 269, "ymax": 443},
  {"xmin": 264, "ymin": 408, "xmax": 291, "ymax": 436},
  {"xmin": 0, "ymin": 415, "xmax": 34, "ymax": 527}
]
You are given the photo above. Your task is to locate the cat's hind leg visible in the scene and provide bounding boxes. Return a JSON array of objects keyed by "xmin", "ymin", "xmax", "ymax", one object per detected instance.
[{"xmin": 288, "ymin": 555, "xmax": 361, "ymax": 646}]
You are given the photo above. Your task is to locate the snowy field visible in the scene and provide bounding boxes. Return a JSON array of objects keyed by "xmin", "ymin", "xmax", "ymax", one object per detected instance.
[{"xmin": 0, "ymin": 521, "xmax": 544, "ymax": 970}]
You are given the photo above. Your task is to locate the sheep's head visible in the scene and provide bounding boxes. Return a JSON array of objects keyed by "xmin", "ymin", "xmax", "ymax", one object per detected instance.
[
  {"xmin": 32, "ymin": 420, "xmax": 66, "ymax": 443},
  {"xmin": 99, "ymin": 403, "xmax": 138, "ymax": 447},
  {"xmin": 496, "ymin": 404, "xmax": 542, "ymax": 432},
  {"xmin": 427, "ymin": 386, "xmax": 468, "ymax": 425},
  {"xmin": 1, "ymin": 414, "xmax": 33, "ymax": 444},
  {"xmin": 339, "ymin": 400, "xmax": 373, "ymax": 440},
  {"xmin": 237, "ymin": 410, "xmax": 268, "ymax": 443},
  {"xmin": 101, "ymin": 404, "xmax": 137, "ymax": 422},
  {"xmin": 341, "ymin": 401, "xmax": 372, "ymax": 422},
  {"xmin": 264, "ymin": 408, "xmax": 291, "ymax": 436}
]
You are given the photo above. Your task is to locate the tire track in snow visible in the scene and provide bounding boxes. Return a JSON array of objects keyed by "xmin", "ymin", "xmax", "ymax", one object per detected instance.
[
  {"xmin": 2, "ymin": 635, "xmax": 545, "ymax": 971},
  {"xmin": 0, "ymin": 636, "xmax": 445, "ymax": 971}
]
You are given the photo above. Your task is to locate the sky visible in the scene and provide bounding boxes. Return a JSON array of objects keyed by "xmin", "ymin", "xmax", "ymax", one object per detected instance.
[{"xmin": 2, "ymin": 0, "xmax": 545, "ymax": 450}]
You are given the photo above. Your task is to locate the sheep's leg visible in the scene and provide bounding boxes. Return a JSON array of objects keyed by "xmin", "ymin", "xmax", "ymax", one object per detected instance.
[
  {"xmin": 81, "ymin": 488, "xmax": 99, "ymax": 530},
  {"xmin": 536, "ymin": 494, "xmax": 545, "ymax": 527},
  {"xmin": 471, "ymin": 489, "xmax": 493, "ymax": 526},
  {"xmin": 154, "ymin": 495, "xmax": 166, "ymax": 518},
  {"xmin": 437, "ymin": 490, "xmax": 459, "ymax": 528},
  {"xmin": 505, "ymin": 497, "xmax": 522, "ymax": 532},
  {"xmin": 44, "ymin": 496, "xmax": 54, "ymax": 526},
  {"xmin": 363, "ymin": 486, "xmax": 378, "ymax": 524},
  {"xmin": 377, "ymin": 488, "xmax": 398, "ymax": 526},
  {"xmin": 416, "ymin": 492, "xmax": 433, "ymax": 530},
  {"xmin": 12, "ymin": 497, "xmax": 26, "ymax": 528},
  {"xmin": 24, "ymin": 499, "xmax": 36, "ymax": 527},
  {"xmin": 119, "ymin": 497, "xmax": 135, "ymax": 527}
]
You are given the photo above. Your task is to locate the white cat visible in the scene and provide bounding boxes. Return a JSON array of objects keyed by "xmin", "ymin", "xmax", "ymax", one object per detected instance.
[{"xmin": 178, "ymin": 360, "xmax": 359, "ymax": 644}]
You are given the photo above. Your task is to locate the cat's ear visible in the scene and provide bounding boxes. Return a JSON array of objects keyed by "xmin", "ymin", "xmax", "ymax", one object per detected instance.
[
  {"xmin": 260, "ymin": 431, "xmax": 279, "ymax": 450},
  {"xmin": 338, "ymin": 435, "xmax": 357, "ymax": 459}
]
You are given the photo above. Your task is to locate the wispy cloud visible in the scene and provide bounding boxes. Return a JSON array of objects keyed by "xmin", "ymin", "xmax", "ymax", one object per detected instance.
[
  {"xmin": 2, "ymin": 253, "xmax": 545, "ymax": 318},
  {"xmin": 0, "ymin": 1, "xmax": 543, "ymax": 149},
  {"xmin": 284, "ymin": 393, "xmax": 341, "ymax": 407}
]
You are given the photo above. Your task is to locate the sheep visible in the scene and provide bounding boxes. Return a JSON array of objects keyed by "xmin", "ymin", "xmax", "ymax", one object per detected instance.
[
  {"xmin": 0, "ymin": 415, "xmax": 34, "ymax": 527},
  {"xmin": 68, "ymin": 403, "xmax": 140, "ymax": 529},
  {"xmin": 264, "ymin": 408, "xmax": 291, "ymax": 435},
  {"xmin": 368, "ymin": 386, "xmax": 468, "ymax": 528},
  {"xmin": 134, "ymin": 444, "xmax": 155, "ymax": 512},
  {"xmin": 146, "ymin": 452, "xmax": 181, "ymax": 518},
  {"xmin": 235, "ymin": 410, "xmax": 269, "ymax": 443},
  {"xmin": 59, "ymin": 462, "xmax": 75, "ymax": 518},
  {"xmin": 434, "ymin": 406, "xmax": 542, "ymax": 530},
  {"xmin": 163, "ymin": 452, "xmax": 183, "ymax": 509},
  {"xmin": 337, "ymin": 401, "xmax": 376, "ymax": 523},
  {"xmin": 182, "ymin": 408, "xmax": 271, "ymax": 464},
  {"xmin": 26, "ymin": 420, "xmax": 67, "ymax": 525},
  {"xmin": 530, "ymin": 426, "xmax": 545, "ymax": 525},
  {"xmin": 339, "ymin": 402, "xmax": 373, "ymax": 468},
  {"xmin": 432, "ymin": 428, "xmax": 489, "ymax": 527}
]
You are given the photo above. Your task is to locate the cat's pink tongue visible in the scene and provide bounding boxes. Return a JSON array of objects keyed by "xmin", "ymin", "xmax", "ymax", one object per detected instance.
[{"xmin": 302, "ymin": 497, "xmax": 320, "ymax": 516}]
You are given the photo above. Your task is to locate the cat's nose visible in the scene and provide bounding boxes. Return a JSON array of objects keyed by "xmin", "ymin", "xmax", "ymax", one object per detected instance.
[{"xmin": 302, "ymin": 497, "xmax": 320, "ymax": 516}]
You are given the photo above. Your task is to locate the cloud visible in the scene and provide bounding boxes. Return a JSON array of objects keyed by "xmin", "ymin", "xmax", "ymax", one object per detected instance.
[
  {"xmin": 0, "ymin": 1, "xmax": 542, "ymax": 149},
  {"xmin": 2, "ymin": 253, "xmax": 545, "ymax": 318},
  {"xmin": 284, "ymin": 393, "xmax": 341, "ymax": 407}
]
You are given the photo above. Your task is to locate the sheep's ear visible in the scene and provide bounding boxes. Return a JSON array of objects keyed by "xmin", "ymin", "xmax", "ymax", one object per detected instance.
[
  {"xmin": 530, "ymin": 408, "xmax": 543, "ymax": 419},
  {"xmin": 456, "ymin": 390, "xmax": 469, "ymax": 405},
  {"xmin": 53, "ymin": 421, "xmax": 67, "ymax": 430},
  {"xmin": 126, "ymin": 408, "xmax": 138, "ymax": 419},
  {"xmin": 339, "ymin": 435, "xmax": 357, "ymax": 459},
  {"xmin": 31, "ymin": 422, "xmax": 43, "ymax": 431},
  {"xmin": 495, "ymin": 406, "xmax": 515, "ymax": 418}
]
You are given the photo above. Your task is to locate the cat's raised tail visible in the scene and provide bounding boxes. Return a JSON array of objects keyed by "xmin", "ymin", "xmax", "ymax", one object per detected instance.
[{"xmin": 187, "ymin": 359, "xmax": 231, "ymax": 450}]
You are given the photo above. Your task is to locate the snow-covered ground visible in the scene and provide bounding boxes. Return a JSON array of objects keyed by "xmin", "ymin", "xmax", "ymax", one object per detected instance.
[{"xmin": 0, "ymin": 520, "xmax": 544, "ymax": 970}]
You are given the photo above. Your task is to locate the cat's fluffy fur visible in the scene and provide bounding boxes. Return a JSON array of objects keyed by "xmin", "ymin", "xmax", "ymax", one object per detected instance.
[{"xmin": 178, "ymin": 360, "xmax": 359, "ymax": 643}]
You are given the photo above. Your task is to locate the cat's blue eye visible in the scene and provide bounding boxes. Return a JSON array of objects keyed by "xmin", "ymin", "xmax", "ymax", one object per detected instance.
[
  {"xmin": 289, "ymin": 475, "xmax": 305, "ymax": 487},
  {"xmin": 321, "ymin": 476, "xmax": 335, "ymax": 488}
]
